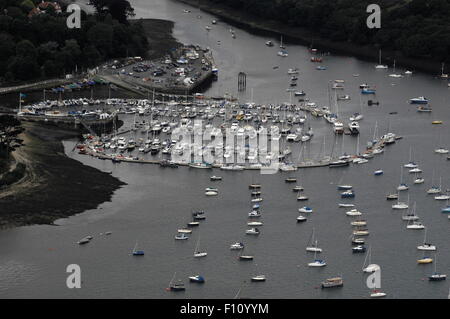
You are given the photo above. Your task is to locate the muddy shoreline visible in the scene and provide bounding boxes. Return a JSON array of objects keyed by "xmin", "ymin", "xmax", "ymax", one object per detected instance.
[
  {"xmin": 174, "ymin": 0, "xmax": 444, "ymax": 75},
  {"xmin": 0, "ymin": 18, "xmax": 182, "ymax": 229},
  {"xmin": 0, "ymin": 122, "xmax": 126, "ymax": 229}
]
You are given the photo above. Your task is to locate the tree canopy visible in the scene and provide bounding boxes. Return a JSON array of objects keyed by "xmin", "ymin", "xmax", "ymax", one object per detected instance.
[
  {"xmin": 205, "ymin": 0, "xmax": 450, "ymax": 62},
  {"xmin": 0, "ymin": 0, "xmax": 148, "ymax": 82},
  {"xmin": 89, "ymin": 0, "xmax": 135, "ymax": 24}
]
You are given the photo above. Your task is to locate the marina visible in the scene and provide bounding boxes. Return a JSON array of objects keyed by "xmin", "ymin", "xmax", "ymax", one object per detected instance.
[{"xmin": 0, "ymin": 0, "xmax": 450, "ymax": 300}]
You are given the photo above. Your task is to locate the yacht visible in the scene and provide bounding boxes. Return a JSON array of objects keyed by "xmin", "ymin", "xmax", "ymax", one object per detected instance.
[
  {"xmin": 407, "ymin": 221, "xmax": 425, "ymax": 230},
  {"xmin": 193, "ymin": 236, "xmax": 207, "ymax": 258},
  {"xmin": 435, "ymin": 147, "xmax": 449, "ymax": 154},
  {"xmin": 308, "ymin": 252, "xmax": 326, "ymax": 267},
  {"xmin": 417, "ymin": 257, "xmax": 433, "ymax": 264}
]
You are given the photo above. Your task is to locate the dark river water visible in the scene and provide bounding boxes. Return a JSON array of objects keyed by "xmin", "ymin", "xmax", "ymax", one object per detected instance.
[{"xmin": 0, "ymin": 0, "xmax": 449, "ymax": 298}]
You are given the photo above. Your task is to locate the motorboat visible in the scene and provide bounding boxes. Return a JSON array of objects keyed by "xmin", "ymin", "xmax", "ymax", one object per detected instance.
[
  {"xmin": 321, "ymin": 277, "xmax": 343, "ymax": 288},
  {"xmin": 417, "ymin": 257, "xmax": 433, "ymax": 264},
  {"xmin": 245, "ymin": 228, "xmax": 260, "ymax": 235},
  {"xmin": 429, "ymin": 273, "xmax": 447, "ymax": 281},
  {"xmin": 177, "ymin": 228, "xmax": 192, "ymax": 234},
  {"xmin": 341, "ymin": 190, "xmax": 355, "ymax": 198},
  {"xmin": 386, "ymin": 193, "xmax": 399, "ymax": 200},
  {"xmin": 348, "ymin": 121, "xmax": 360, "ymax": 134},
  {"xmin": 346, "ymin": 209, "xmax": 362, "ymax": 216},
  {"xmin": 248, "ymin": 221, "xmax": 263, "ymax": 226},
  {"xmin": 299, "ymin": 207, "xmax": 313, "ymax": 213},
  {"xmin": 410, "ymin": 96, "xmax": 429, "ymax": 104},
  {"xmin": 352, "ymin": 237, "xmax": 365, "ymax": 245},
  {"xmin": 352, "ymin": 245, "xmax": 367, "ymax": 253},
  {"xmin": 230, "ymin": 242, "xmax": 244, "ymax": 250},
  {"xmin": 339, "ymin": 203, "xmax": 355, "ymax": 208},
  {"xmin": 353, "ymin": 229, "xmax": 369, "ymax": 236},
  {"xmin": 189, "ymin": 275, "xmax": 205, "ymax": 283},
  {"xmin": 248, "ymin": 210, "xmax": 261, "ymax": 218},
  {"xmin": 351, "ymin": 220, "xmax": 367, "ymax": 227}
]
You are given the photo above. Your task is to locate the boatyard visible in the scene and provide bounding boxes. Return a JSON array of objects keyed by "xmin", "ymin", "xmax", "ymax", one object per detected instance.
[{"xmin": 96, "ymin": 45, "xmax": 217, "ymax": 95}]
